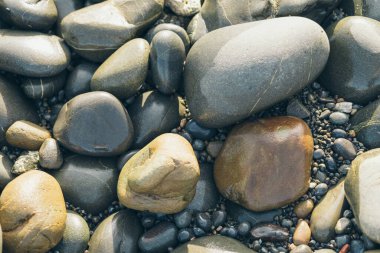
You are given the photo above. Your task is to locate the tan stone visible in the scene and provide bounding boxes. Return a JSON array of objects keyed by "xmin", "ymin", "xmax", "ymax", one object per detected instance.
[
  {"xmin": 293, "ymin": 220, "xmax": 311, "ymax": 245},
  {"xmin": 214, "ymin": 116, "xmax": 313, "ymax": 211},
  {"xmin": 0, "ymin": 170, "xmax": 66, "ymax": 253},
  {"xmin": 117, "ymin": 133, "xmax": 200, "ymax": 214},
  {"xmin": 295, "ymin": 199, "xmax": 314, "ymax": 218},
  {"xmin": 5, "ymin": 120, "xmax": 51, "ymax": 150}
]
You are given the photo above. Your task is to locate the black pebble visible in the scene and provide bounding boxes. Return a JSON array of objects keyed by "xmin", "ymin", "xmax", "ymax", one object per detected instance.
[
  {"xmin": 196, "ymin": 213, "xmax": 212, "ymax": 232},
  {"xmin": 174, "ymin": 210, "xmax": 193, "ymax": 229},
  {"xmin": 212, "ymin": 210, "xmax": 227, "ymax": 227},
  {"xmin": 238, "ymin": 222, "xmax": 251, "ymax": 236}
]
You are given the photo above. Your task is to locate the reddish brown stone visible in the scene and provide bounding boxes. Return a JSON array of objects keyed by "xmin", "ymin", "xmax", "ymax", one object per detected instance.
[{"xmin": 214, "ymin": 116, "xmax": 313, "ymax": 211}]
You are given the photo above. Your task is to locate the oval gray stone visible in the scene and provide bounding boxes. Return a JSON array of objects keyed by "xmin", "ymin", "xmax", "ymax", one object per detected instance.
[
  {"xmin": 145, "ymin": 23, "xmax": 190, "ymax": 52},
  {"xmin": 65, "ymin": 61, "xmax": 98, "ymax": 99},
  {"xmin": 184, "ymin": 17, "xmax": 329, "ymax": 128},
  {"xmin": 21, "ymin": 71, "xmax": 67, "ymax": 99},
  {"xmin": 0, "ymin": 30, "xmax": 71, "ymax": 77},
  {"xmin": 91, "ymin": 38, "xmax": 150, "ymax": 99},
  {"xmin": 53, "ymin": 91, "xmax": 134, "ymax": 156},
  {"xmin": 61, "ymin": 0, "xmax": 164, "ymax": 62}
]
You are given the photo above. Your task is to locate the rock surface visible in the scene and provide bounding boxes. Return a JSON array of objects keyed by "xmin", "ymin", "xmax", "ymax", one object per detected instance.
[
  {"xmin": 214, "ymin": 117, "xmax": 313, "ymax": 211},
  {"xmin": 20, "ymin": 71, "xmax": 67, "ymax": 99},
  {"xmin": 39, "ymin": 138, "xmax": 63, "ymax": 169},
  {"xmin": 65, "ymin": 61, "xmax": 98, "ymax": 99},
  {"xmin": 341, "ymin": 0, "xmax": 380, "ymax": 21},
  {"xmin": 118, "ymin": 133, "xmax": 200, "ymax": 214},
  {"xmin": 345, "ymin": 149, "xmax": 380, "ymax": 244},
  {"xmin": 138, "ymin": 221, "xmax": 178, "ymax": 253},
  {"xmin": 51, "ymin": 155, "xmax": 118, "ymax": 214},
  {"xmin": 0, "ymin": 30, "xmax": 70, "ymax": 77},
  {"xmin": 320, "ymin": 16, "xmax": 380, "ymax": 105},
  {"xmin": 11, "ymin": 151, "xmax": 39, "ymax": 175},
  {"xmin": 53, "ymin": 91, "xmax": 134, "ymax": 156},
  {"xmin": 184, "ymin": 17, "xmax": 329, "ymax": 128},
  {"xmin": 0, "ymin": 170, "xmax": 66, "ymax": 253},
  {"xmin": 91, "ymin": 38, "xmax": 150, "ymax": 99},
  {"xmin": 0, "ymin": 152, "xmax": 14, "ymax": 190}
]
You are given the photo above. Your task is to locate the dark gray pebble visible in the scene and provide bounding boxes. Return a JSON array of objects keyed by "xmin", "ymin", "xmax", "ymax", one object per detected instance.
[
  {"xmin": 333, "ymin": 138, "xmax": 357, "ymax": 160},
  {"xmin": 185, "ymin": 120, "xmax": 217, "ymax": 140},
  {"xmin": 138, "ymin": 221, "xmax": 178, "ymax": 253},
  {"xmin": 174, "ymin": 210, "xmax": 193, "ymax": 229}
]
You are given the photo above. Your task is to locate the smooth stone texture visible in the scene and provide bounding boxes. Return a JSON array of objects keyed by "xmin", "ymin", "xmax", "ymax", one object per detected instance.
[
  {"xmin": 51, "ymin": 155, "xmax": 118, "ymax": 214},
  {"xmin": 294, "ymin": 199, "xmax": 314, "ymax": 219},
  {"xmin": 128, "ymin": 91, "xmax": 184, "ymax": 148},
  {"xmin": 53, "ymin": 211, "xmax": 89, "ymax": 253},
  {"xmin": 184, "ymin": 17, "xmax": 329, "ymax": 128},
  {"xmin": 225, "ymin": 201, "xmax": 281, "ymax": 226},
  {"xmin": 65, "ymin": 61, "xmax": 98, "ymax": 99},
  {"xmin": 0, "ymin": 170, "xmax": 66, "ymax": 253},
  {"xmin": 187, "ymin": 163, "xmax": 219, "ymax": 212},
  {"xmin": 11, "ymin": 151, "xmax": 39, "ymax": 175},
  {"xmin": 250, "ymin": 224, "xmax": 289, "ymax": 242},
  {"xmin": 117, "ymin": 149, "xmax": 139, "ymax": 171},
  {"xmin": 320, "ymin": 16, "xmax": 380, "ymax": 104},
  {"xmin": 0, "ymin": 0, "xmax": 58, "ymax": 30},
  {"xmin": 0, "ymin": 76, "xmax": 38, "ymax": 144},
  {"xmin": 91, "ymin": 38, "xmax": 149, "ymax": 99},
  {"xmin": 118, "ymin": 133, "xmax": 200, "ymax": 214},
  {"xmin": 0, "ymin": 152, "xmax": 14, "ymax": 190},
  {"xmin": 188, "ymin": 0, "xmax": 340, "ymax": 44},
  {"xmin": 39, "ymin": 138, "xmax": 63, "ymax": 169},
  {"xmin": 5, "ymin": 120, "xmax": 51, "ymax": 150},
  {"xmin": 54, "ymin": 0, "xmax": 84, "ymax": 35},
  {"xmin": 345, "ymin": 149, "xmax": 380, "ymax": 244},
  {"xmin": 138, "ymin": 221, "xmax": 177, "ymax": 253},
  {"xmin": 185, "ymin": 119, "xmax": 217, "ymax": 140},
  {"xmin": 335, "ymin": 217, "xmax": 352, "ymax": 235},
  {"xmin": 21, "ymin": 71, "xmax": 67, "ymax": 99},
  {"xmin": 314, "ymin": 250, "xmax": 336, "ymax": 253},
  {"xmin": 290, "ymin": 245, "xmax": 313, "ymax": 253},
  {"xmin": 145, "ymin": 23, "xmax": 190, "ymax": 52},
  {"xmin": 165, "ymin": 0, "xmax": 201, "ymax": 16},
  {"xmin": 310, "ymin": 180, "xmax": 346, "ymax": 243},
  {"xmin": 350, "ymin": 99, "xmax": 380, "ymax": 149},
  {"xmin": 214, "ymin": 117, "xmax": 313, "ymax": 211},
  {"xmin": 287, "ymin": 99, "xmax": 311, "ymax": 119},
  {"xmin": 293, "ymin": 220, "xmax": 311, "ymax": 245},
  {"xmin": 172, "ymin": 235, "xmax": 255, "ymax": 253},
  {"xmin": 333, "ymin": 138, "xmax": 357, "ymax": 160},
  {"xmin": 53, "ymin": 91, "xmax": 134, "ymax": 156},
  {"xmin": 206, "ymin": 141, "xmax": 223, "ymax": 158},
  {"xmin": 61, "ymin": 0, "xmax": 164, "ymax": 62},
  {"xmin": 329, "ymin": 112, "xmax": 349, "ymax": 125},
  {"xmin": 88, "ymin": 209, "xmax": 143, "ymax": 253},
  {"xmin": 341, "ymin": 0, "xmax": 380, "ymax": 21},
  {"xmin": 0, "ymin": 30, "xmax": 70, "ymax": 77},
  {"xmin": 150, "ymin": 30, "xmax": 185, "ymax": 94}
]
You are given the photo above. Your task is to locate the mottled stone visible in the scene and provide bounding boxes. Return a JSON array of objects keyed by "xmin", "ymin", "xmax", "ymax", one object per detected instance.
[
  {"xmin": 0, "ymin": 152, "xmax": 14, "ymax": 190},
  {"xmin": 185, "ymin": 119, "xmax": 217, "ymax": 140},
  {"xmin": 320, "ymin": 16, "xmax": 380, "ymax": 104},
  {"xmin": 118, "ymin": 133, "xmax": 200, "ymax": 214},
  {"xmin": 6, "ymin": 120, "xmax": 51, "ymax": 150},
  {"xmin": 206, "ymin": 141, "xmax": 223, "ymax": 158},
  {"xmin": 0, "ymin": 170, "xmax": 66, "ymax": 253},
  {"xmin": 333, "ymin": 138, "xmax": 357, "ymax": 160},
  {"xmin": 11, "ymin": 151, "xmax": 39, "ymax": 175},
  {"xmin": 65, "ymin": 61, "xmax": 98, "ymax": 99},
  {"xmin": 0, "ymin": 0, "xmax": 58, "ymax": 30},
  {"xmin": 172, "ymin": 235, "xmax": 255, "ymax": 253},
  {"xmin": 53, "ymin": 211, "xmax": 89, "ymax": 253},
  {"xmin": 214, "ymin": 117, "xmax": 313, "ymax": 211},
  {"xmin": 150, "ymin": 31, "xmax": 185, "ymax": 94},
  {"xmin": 184, "ymin": 17, "xmax": 329, "ymax": 128},
  {"xmin": 128, "ymin": 91, "xmax": 184, "ymax": 148},
  {"xmin": 250, "ymin": 224, "xmax": 289, "ymax": 242},
  {"xmin": 0, "ymin": 30, "xmax": 70, "ymax": 77},
  {"xmin": 53, "ymin": 91, "xmax": 134, "ymax": 156},
  {"xmin": 88, "ymin": 210, "xmax": 142, "ymax": 253},
  {"xmin": 91, "ymin": 38, "xmax": 150, "ymax": 99},
  {"xmin": 51, "ymin": 155, "xmax": 118, "ymax": 214},
  {"xmin": 39, "ymin": 138, "xmax": 63, "ymax": 169},
  {"xmin": 310, "ymin": 180, "xmax": 346, "ymax": 243},
  {"xmin": 345, "ymin": 149, "xmax": 380, "ymax": 244},
  {"xmin": 61, "ymin": 0, "xmax": 164, "ymax": 62},
  {"xmin": 21, "ymin": 71, "xmax": 67, "ymax": 99},
  {"xmin": 351, "ymin": 99, "xmax": 380, "ymax": 149}
]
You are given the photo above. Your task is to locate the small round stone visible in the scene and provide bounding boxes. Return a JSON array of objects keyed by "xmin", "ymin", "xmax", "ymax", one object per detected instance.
[
  {"xmin": 212, "ymin": 210, "xmax": 227, "ymax": 227},
  {"xmin": 314, "ymin": 183, "xmax": 329, "ymax": 196},
  {"xmin": 329, "ymin": 112, "xmax": 349, "ymax": 125},
  {"xmin": 333, "ymin": 138, "xmax": 357, "ymax": 160},
  {"xmin": 39, "ymin": 138, "xmax": 63, "ymax": 169},
  {"xmin": 193, "ymin": 227, "xmax": 206, "ymax": 237},
  {"xmin": 290, "ymin": 245, "xmax": 313, "ymax": 253},
  {"xmin": 174, "ymin": 210, "xmax": 193, "ymax": 229},
  {"xmin": 196, "ymin": 213, "xmax": 212, "ymax": 232},
  {"xmin": 294, "ymin": 199, "xmax": 314, "ymax": 219},
  {"xmin": 313, "ymin": 149, "xmax": 325, "ymax": 159},
  {"xmin": 238, "ymin": 222, "xmax": 251, "ymax": 236},
  {"xmin": 332, "ymin": 129, "xmax": 347, "ymax": 138},
  {"xmin": 177, "ymin": 228, "xmax": 193, "ymax": 243}
]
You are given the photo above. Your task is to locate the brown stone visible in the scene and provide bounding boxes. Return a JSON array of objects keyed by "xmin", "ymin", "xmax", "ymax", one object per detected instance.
[
  {"xmin": 117, "ymin": 133, "xmax": 200, "ymax": 214},
  {"xmin": 0, "ymin": 170, "xmax": 66, "ymax": 253},
  {"xmin": 293, "ymin": 220, "xmax": 311, "ymax": 245},
  {"xmin": 295, "ymin": 199, "xmax": 314, "ymax": 219},
  {"xmin": 5, "ymin": 120, "xmax": 51, "ymax": 150},
  {"xmin": 214, "ymin": 116, "xmax": 313, "ymax": 211}
]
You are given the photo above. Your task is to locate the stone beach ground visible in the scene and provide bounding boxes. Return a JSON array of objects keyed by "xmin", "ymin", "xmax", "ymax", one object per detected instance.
[{"xmin": 0, "ymin": 0, "xmax": 379, "ymax": 253}]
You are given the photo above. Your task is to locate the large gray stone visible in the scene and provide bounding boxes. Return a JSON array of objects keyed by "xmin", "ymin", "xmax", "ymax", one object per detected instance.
[
  {"xmin": 320, "ymin": 16, "xmax": 380, "ymax": 105},
  {"xmin": 0, "ymin": 30, "xmax": 71, "ymax": 77},
  {"xmin": 184, "ymin": 17, "xmax": 329, "ymax": 128},
  {"xmin": 345, "ymin": 149, "xmax": 380, "ymax": 244},
  {"xmin": 61, "ymin": 0, "xmax": 164, "ymax": 62}
]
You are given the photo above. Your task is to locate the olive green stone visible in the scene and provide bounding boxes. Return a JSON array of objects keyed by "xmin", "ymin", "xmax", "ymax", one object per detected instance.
[
  {"xmin": 0, "ymin": 30, "xmax": 71, "ymax": 77},
  {"xmin": 53, "ymin": 211, "xmax": 90, "ymax": 253},
  {"xmin": 91, "ymin": 39, "xmax": 150, "ymax": 99},
  {"xmin": 310, "ymin": 180, "xmax": 346, "ymax": 243},
  {"xmin": 172, "ymin": 235, "xmax": 256, "ymax": 253},
  {"xmin": 0, "ymin": 0, "xmax": 58, "ymax": 30},
  {"xmin": 345, "ymin": 149, "xmax": 380, "ymax": 244},
  {"xmin": 61, "ymin": 0, "xmax": 164, "ymax": 62},
  {"xmin": 320, "ymin": 16, "xmax": 380, "ymax": 104}
]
